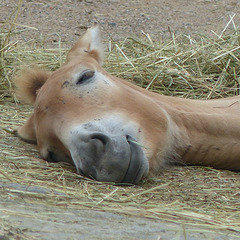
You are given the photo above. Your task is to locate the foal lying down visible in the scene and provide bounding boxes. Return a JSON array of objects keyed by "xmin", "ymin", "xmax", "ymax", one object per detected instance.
[{"xmin": 15, "ymin": 25, "xmax": 240, "ymax": 184}]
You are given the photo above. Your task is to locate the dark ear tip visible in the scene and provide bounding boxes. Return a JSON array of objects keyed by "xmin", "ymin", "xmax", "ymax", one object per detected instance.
[
  {"xmin": 91, "ymin": 22, "xmax": 100, "ymax": 31},
  {"xmin": 13, "ymin": 129, "xmax": 18, "ymax": 136}
]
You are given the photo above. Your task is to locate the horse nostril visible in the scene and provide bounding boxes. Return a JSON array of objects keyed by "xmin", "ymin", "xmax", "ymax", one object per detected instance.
[
  {"xmin": 90, "ymin": 133, "xmax": 108, "ymax": 145},
  {"xmin": 89, "ymin": 133, "xmax": 109, "ymax": 156},
  {"xmin": 126, "ymin": 135, "xmax": 134, "ymax": 144}
]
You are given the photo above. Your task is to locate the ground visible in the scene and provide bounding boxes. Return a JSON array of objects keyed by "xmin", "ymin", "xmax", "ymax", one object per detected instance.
[
  {"xmin": 0, "ymin": 1, "xmax": 240, "ymax": 240},
  {"xmin": 1, "ymin": 0, "xmax": 240, "ymax": 46}
]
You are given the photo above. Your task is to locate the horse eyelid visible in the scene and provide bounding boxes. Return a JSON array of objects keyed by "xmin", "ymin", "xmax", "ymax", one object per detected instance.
[{"xmin": 76, "ymin": 70, "xmax": 95, "ymax": 85}]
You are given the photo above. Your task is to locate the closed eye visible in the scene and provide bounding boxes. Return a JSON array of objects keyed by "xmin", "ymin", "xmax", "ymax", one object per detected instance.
[{"xmin": 76, "ymin": 70, "xmax": 95, "ymax": 85}]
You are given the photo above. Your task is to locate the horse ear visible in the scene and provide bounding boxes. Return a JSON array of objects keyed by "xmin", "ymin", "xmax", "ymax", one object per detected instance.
[
  {"xmin": 15, "ymin": 67, "xmax": 50, "ymax": 105},
  {"xmin": 67, "ymin": 24, "xmax": 104, "ymax": 65},
  {"xmin": 15, "ymin": 114, "xmax": 36, "ymax": 143}
]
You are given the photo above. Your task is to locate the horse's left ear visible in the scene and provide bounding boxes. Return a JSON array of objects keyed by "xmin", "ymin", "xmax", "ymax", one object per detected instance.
[
  {"xmin": 67, "ymin": 24, "xmax": 104, "ymax": 65},
  {"xmin": 15, "ymin": 114, "xmax": 36, "ymax": 143}
]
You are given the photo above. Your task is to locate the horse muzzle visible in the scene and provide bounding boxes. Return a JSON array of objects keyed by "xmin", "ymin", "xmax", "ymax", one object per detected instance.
[{"xmin": 67, "ymin": 132, "xmax": 149, "ymax": 184}]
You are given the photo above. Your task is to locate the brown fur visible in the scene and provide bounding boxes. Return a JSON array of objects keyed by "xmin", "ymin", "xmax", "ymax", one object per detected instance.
[{"xmin": 15, "ymin": 67, "xmax": 51, "ymax": 104}]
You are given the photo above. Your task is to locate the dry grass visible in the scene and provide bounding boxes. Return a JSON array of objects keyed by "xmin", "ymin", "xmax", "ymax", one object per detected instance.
[
  {"xmin": 106, "ymin": 25, "xmax": 240, "ymax": 99},
  {"xmin": 0, "ymin": 11, "xmax": 240, "ymax": 239}
]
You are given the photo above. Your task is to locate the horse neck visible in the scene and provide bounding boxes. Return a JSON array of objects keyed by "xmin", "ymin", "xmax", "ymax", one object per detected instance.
[{"xmin": 155, "ymin": 94, "xmax": 240, "ymax": 170}]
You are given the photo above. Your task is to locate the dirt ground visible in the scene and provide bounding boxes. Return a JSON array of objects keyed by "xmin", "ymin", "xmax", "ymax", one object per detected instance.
[
  {"xmin": 1, "ymin": 0, "xmax": 240, "ymax": 240},
  {"xmin": 1, "ymin": 0, "xmax": 240, "ymax": 46}
]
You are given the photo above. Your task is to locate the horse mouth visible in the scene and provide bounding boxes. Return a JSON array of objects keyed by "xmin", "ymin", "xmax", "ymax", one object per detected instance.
[{"xmin": 121, "ymin": 135, "xmax": 147, "ymax": 184}]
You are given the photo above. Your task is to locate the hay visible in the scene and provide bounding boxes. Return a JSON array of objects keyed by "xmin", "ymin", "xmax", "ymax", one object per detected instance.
[
  {"xmin": 106, "ymin": 29, "xmax": 240, "ymax": 99},
  {"xmin": 1, "ymin": 14, "xmax": 240, "ymax": 238}
]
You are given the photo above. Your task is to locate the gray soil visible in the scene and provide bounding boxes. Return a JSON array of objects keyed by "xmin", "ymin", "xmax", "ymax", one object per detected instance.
[{"xmin": 1, "ymin": 1, "xmax": 240, "ymax": 240}]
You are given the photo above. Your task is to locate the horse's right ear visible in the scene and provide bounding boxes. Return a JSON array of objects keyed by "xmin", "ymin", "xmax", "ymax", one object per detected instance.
[
  {"xmin": 15, "ymin": 67, "xmax": 51, "ymax": 105},
  {"xmin": 67, "ymin": 24, "xmax": 104, "ymax": 65}
]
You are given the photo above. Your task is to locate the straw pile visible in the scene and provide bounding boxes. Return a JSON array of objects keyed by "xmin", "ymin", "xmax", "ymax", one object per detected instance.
[
  {"xmin": 106, "ymin": 28, "xmax": 240, "ymax": 99},
  {"xmin": 1, "ymin": 15, "xmax": 240, "ymax": 238}
]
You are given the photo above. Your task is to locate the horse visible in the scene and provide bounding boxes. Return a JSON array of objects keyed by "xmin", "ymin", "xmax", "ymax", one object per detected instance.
[{"xmin": 15, "ymin": 24, "xmax": 240, "ymax": 184}]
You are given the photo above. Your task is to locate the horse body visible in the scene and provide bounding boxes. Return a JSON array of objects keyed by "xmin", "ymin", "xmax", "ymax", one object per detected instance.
[{"xmin": 15, "ymin": 25, "xmax": 240, "ymax": 184}]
